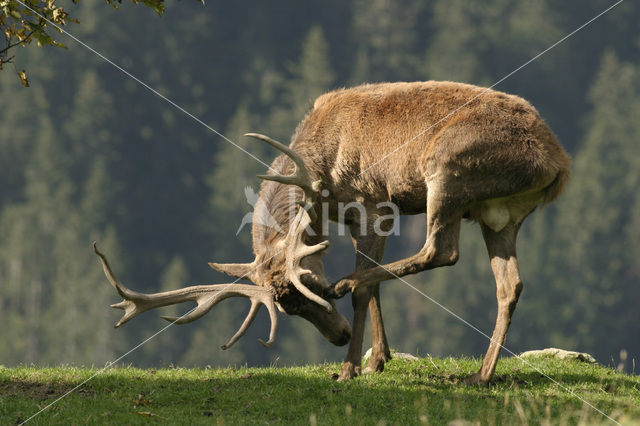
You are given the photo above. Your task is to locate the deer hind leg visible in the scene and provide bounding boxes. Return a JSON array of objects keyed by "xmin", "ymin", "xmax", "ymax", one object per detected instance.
[
  {"xmin": 331, "ymin": 188, "xmax": 464, "ymax": 297},
  {"xmin": 465, "ymin": 221, "xmax": 522, "ymax": 385},
  {"xmin": 338, "ymin": 230, "xmax": 387, "ymax": 381},
  {"xmin": 380, "ymin": 187, "xmax": 463, "ymax": 278}
]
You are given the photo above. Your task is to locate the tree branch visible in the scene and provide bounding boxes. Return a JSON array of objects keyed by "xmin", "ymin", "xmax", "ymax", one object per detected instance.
[{"xmin": 0, "ymin": 29, "xmax": 36, "ymax": 57}]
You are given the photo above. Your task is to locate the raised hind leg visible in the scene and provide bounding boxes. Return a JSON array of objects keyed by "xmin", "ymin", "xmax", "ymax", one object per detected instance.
[
  {"xmin": 465, "ymin": 221, "xmax": 523, "ymax": 384},
  {"xmin": 331, "ymin": 185, "xmax": 464, "ymax": 296}
]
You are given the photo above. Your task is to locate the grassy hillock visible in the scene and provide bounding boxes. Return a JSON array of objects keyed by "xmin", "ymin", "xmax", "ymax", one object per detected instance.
[{"xmin": 1, "ymin": 356, "xmax": 638, "ymax": 425}]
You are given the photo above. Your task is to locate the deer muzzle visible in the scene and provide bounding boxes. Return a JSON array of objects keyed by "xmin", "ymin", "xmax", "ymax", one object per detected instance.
[{"xmin": 297, "ymin": 299, "xmax": 351, "ymax": 346}]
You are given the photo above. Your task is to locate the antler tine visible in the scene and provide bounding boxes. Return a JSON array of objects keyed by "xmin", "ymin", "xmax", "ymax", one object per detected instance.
[
  {"xmin": 159, "ymin": 289, "xmax": 229, "ymax": 325},
  {"xmin": 283, "ymin": 208, "xmax": 332, "ymax": 312},
  {"xmin": 219, "ymin": 300, "xmax": 262, "ymax": 350},
  {"xmin": 207, "ymin": 261, "xmax": 258, "ymax": 282},
  {"xmin": 161, "ymin": 286, "xmax": 279, "ymax": 350},
  {"xmin": 94, "ymin": 242, "xmax": 138, "ymax": 301},
  {"xmin": 245, "ymin": 132, "xmax": 320, "ymax": 203},
  {"xmin": 219, "ymin": 294, "xmax": 278, "ymax": 349},
  {"xmin": 94, "ymin": 243, "xmax": 279, "ymax": 347}
]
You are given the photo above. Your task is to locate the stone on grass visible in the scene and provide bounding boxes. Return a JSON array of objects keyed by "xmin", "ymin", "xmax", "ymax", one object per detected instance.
[
  {"xmin": 519, "ymin": 348, "xmax": 596, "ymax": 363},
  {"xmin": 363, "ymin": 347, "xmax": 419, "ymax": 361}
]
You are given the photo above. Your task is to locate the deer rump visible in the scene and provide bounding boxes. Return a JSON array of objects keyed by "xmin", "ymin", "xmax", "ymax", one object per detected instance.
[{"xmin": 95, "ymin": 81, "xmax": 570, "ymax": 384}]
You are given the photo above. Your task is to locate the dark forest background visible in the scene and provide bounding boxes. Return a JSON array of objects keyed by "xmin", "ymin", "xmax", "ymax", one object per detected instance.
[{"xmin": 0, "ymin": 0, "xmax": 638, "ymax": 371}]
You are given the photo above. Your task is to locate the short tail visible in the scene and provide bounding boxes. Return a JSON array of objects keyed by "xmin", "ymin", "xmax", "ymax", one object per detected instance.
[{"xmin": 542, "ymin": 166, "xmax": 570, "ymax": 206}]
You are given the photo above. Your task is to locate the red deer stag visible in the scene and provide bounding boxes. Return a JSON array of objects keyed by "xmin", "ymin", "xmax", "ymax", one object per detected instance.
[{"xmin": 95, "ymin": 81, "xmax": 570, "ymax": 384}]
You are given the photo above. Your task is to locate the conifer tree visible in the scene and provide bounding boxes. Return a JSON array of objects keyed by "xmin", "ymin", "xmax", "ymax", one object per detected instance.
[
  {"xmin": 270, "ymin": 26, "xmax": 335, "ymax": 132},
  {"xmin": 141, "ymin": 255, "xmax": 190, "ymax": 366},
  {"xmin": 350, "ymin": 0, "xmax": 422, "ymax": 82},
  {"xmin": 424, "ymin": 0, "xmax": 560, "ymax": 84},
  {"xmin": 548, "ymin": 52, "xmax": 640, "ymax": 362}
]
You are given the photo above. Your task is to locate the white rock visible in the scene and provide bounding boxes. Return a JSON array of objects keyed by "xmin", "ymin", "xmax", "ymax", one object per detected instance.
[
  {"xmin": 363, "ymin": 347, "xmax": 419, "ymax": 361},
  {"xmin": 519, "ymin": 348, "xmax": 596, "ymax": 363}
]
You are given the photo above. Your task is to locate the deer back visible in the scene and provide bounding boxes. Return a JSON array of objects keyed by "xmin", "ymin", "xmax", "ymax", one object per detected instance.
[{"xmin": 289, "ymin": 81, "xmax": 570, "ymax": 215}]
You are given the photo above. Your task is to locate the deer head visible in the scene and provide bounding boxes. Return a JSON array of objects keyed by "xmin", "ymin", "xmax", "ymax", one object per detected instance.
[{"xmin": 95, "ymin": 133, "xmax": 351, "ymax": 351}]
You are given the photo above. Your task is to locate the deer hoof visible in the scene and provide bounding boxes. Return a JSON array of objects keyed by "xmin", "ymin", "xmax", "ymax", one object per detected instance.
[
  {"xmin": 363, "ymin": 356, "xmax": 386, "ymax": 374},
  {"xmin": 332, "ymin": 278, "xmax": 357, "ymax": 297},
  {"xmin": 463, "ymin": 372, "xmax": 489, "ymax": 386},
  {"xmin": 323, "ymin": 287, "xmax": 339, "ymax": 299},
  {"xmin": 337, "ymin": 362, "xmax": 360, "ymax": 381}
]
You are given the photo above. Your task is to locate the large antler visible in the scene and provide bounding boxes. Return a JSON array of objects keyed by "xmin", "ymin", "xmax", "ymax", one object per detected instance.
[
  {"xmin": 245, "ymin": 133, "xmax": 321, "ymax": 209},
  {"xmin": 93, "ymin": 243, "xmax": 278, "ymax": 349},
  {"xmin": 283, "ymin": 207, "xmax": 331, "ymax": 311},
  {"xmin": 246, "ymin": 133, "xmax": 332, "ymax": 311}
]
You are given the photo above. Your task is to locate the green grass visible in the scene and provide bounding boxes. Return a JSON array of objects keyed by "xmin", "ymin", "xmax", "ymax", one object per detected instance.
[{"xmin": 1, "ymin": 357, "xmax": 638, "ymax": 425}]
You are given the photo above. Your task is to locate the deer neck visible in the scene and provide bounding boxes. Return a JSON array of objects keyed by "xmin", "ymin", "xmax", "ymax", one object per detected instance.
[{"xmin": 251, "ymin": 156, "xmax": 304, "ymax": 258}]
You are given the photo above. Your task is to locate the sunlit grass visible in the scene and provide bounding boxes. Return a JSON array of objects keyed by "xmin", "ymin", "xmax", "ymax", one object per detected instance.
[{"xmin": 1, "ymin": 356, "xmax": 638, "ymax": 425}]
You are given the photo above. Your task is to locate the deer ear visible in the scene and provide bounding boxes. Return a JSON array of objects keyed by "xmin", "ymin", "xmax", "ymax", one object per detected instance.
[{"xmin": 208, "ymin": 262, "xmax": 257, "ymax": 282}]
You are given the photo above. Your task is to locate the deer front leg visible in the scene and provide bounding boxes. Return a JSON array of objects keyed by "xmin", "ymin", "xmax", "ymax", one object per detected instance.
[
  {"xmin": 363, "ymin": 283, "xmax": 392, "ymax": 373},
  {"xmin": 338, "ymin": 230, "xmax": 388, "ymax": 380},
  {"xmin": 337, "ymin": 287, "xmax": 391, "ymax": 380},
  {"xmin": 337, "ymin": 286, "xmax": 372, "ymax": 380},
  {"xmin": 465, "ymin": 222, "xmax": 522, "ymax": 385},
  {"xmin": 331, "ymin": 237, "xmax": 457, "ymax": 379}
]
